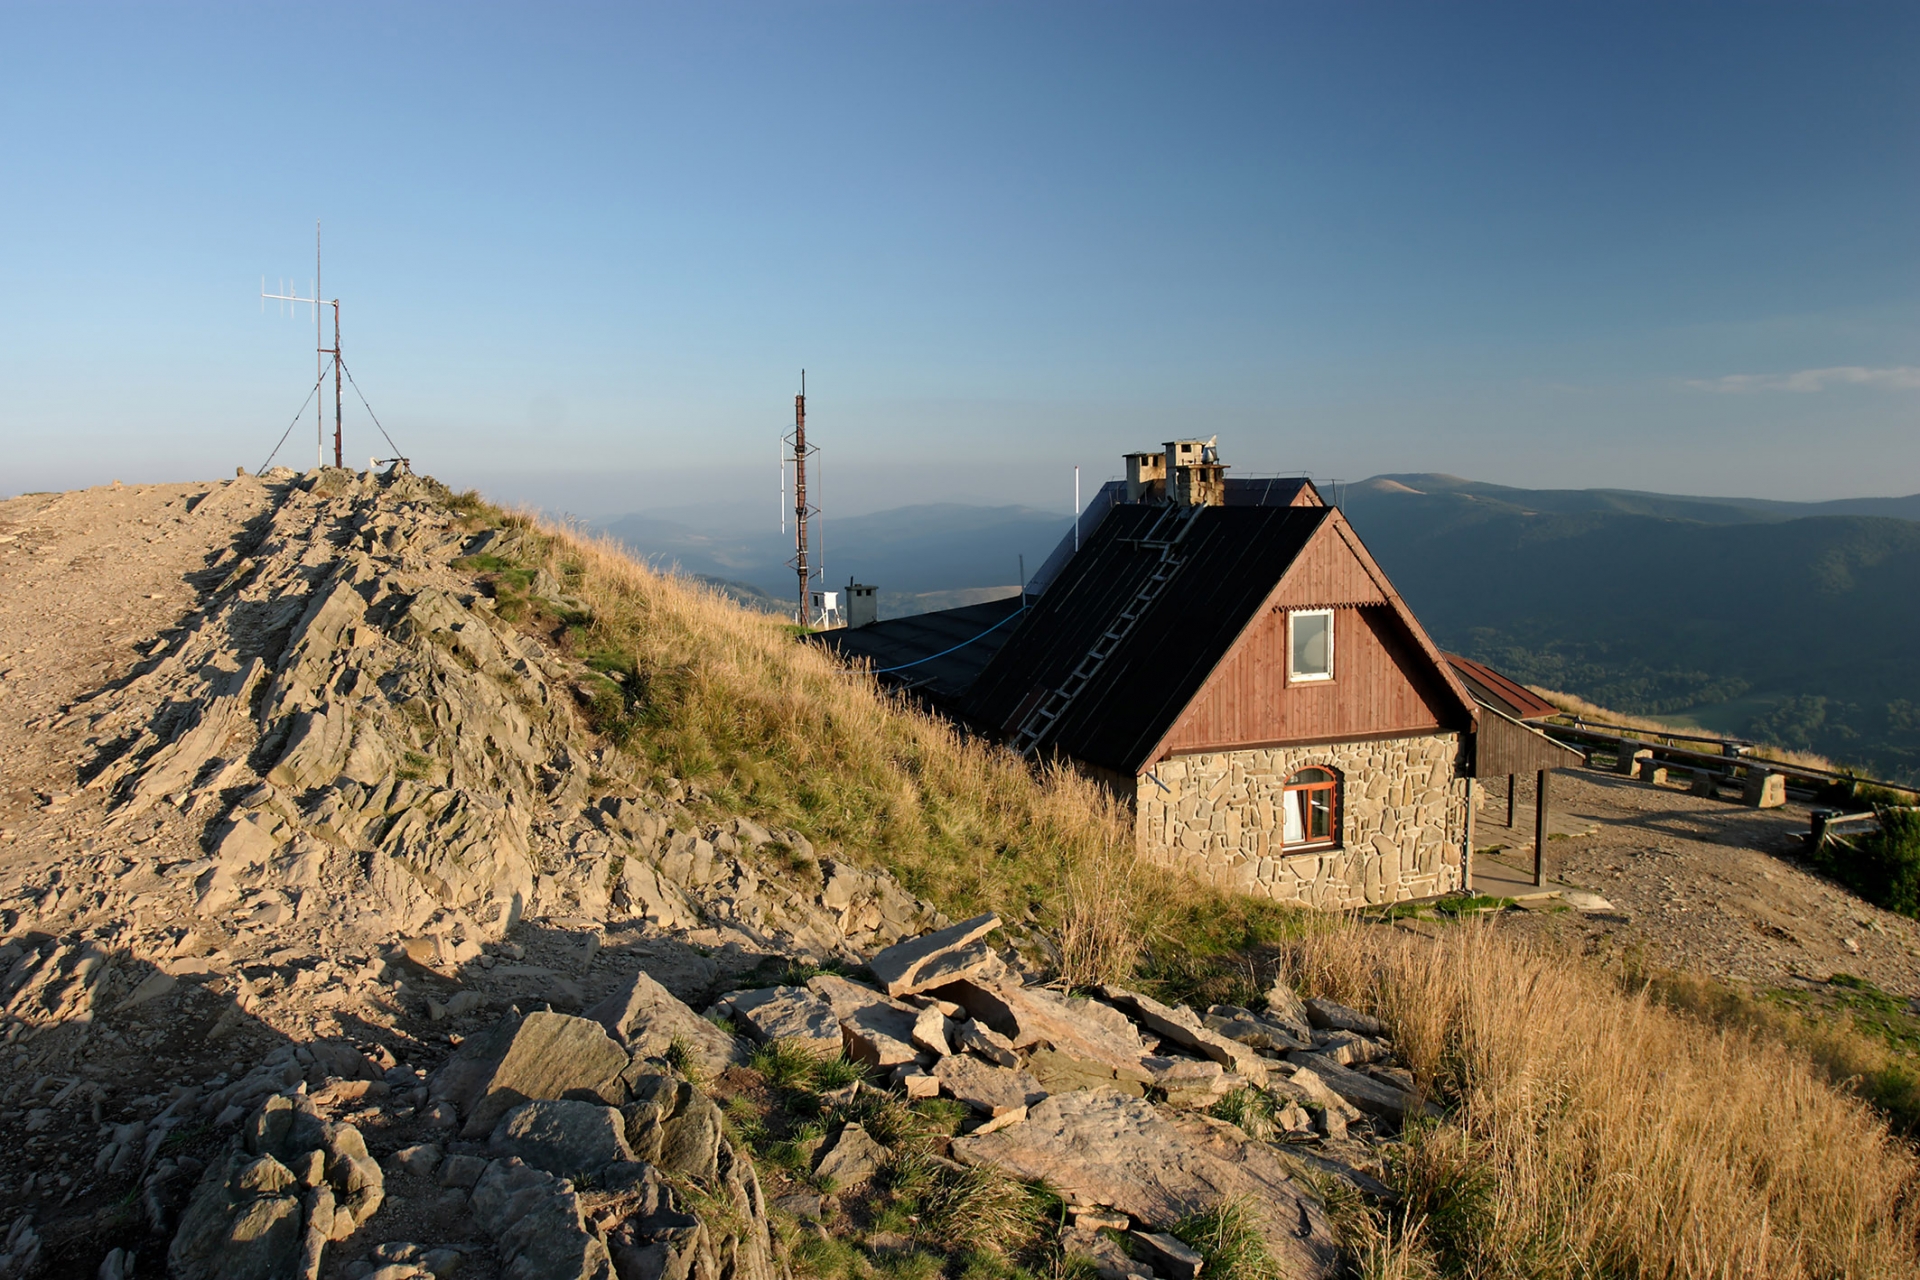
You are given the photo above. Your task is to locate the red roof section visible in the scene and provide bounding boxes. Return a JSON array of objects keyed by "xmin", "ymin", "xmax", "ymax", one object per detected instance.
[{"xmin": 1442, "ymin": 653, "xmax": 1561, "ymax": 722}]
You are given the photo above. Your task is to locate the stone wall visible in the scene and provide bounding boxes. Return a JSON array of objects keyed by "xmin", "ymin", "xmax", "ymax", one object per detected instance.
[{"xmin": 1136, "ymin": 733, "xmax": 1467, "ymax": 908}]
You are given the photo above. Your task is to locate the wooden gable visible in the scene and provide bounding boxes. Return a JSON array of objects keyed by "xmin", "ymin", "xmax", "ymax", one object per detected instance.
[{"xmin": 1149, "ymin": 513, "xmax": 1475, "ymax": 762}]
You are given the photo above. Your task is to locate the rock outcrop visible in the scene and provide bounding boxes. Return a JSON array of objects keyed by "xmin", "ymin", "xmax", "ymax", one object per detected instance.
[{"xmin": 0, "ymin": 469, "xmax": 1422, "ymax": 1280}]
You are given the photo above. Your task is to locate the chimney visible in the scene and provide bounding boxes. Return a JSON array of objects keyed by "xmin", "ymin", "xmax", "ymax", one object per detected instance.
[
  {"xmin": 1123, "ymin": 451, "xmax": 1166, "ymax": 503},
  {"xmin": 1164, "ymin": 436, "xmax": 1228, "ymax": 507}
]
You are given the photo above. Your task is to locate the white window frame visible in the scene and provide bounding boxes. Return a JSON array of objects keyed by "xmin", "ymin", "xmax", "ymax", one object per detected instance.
[{"xmin": 1288, "ymin": 608, "xmax": 1334, "ymax": 683}]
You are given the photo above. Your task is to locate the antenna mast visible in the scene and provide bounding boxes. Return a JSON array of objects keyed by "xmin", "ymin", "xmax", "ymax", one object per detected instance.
[
  {"xmin": 261, "ymin": 220, "xmax": 344, "ymax": 468},
  {"xmin": 785, "ymin": 372, "xmax": 819, "ymax": 626}
]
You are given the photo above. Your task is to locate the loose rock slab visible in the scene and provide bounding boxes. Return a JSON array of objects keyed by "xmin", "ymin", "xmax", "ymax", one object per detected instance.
[
  {"xmin": 714, "ymin": 986, "xmax": 843, "ymax": 1053},
  {"xmin": 933, "ymin": 1054, "xmax": 1048, "ymax": 1117},
  {"xmin": 807, "ymin": 974, "xmax": 923, "ymax": 1068},
  {"xmin": 952, "ymin": 1092, "xmax": 1338, "ymax": 1280},
  {"xmin": 1096, "ymin": 986, "xmax": 1269, "ymax": 1083},
  {"xmin": 867, "ymin": 912, "xmax": 1002, "ymax": 997}
]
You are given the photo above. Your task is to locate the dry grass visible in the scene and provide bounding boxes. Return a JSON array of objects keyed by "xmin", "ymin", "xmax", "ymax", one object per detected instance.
[
  {"xmin": 1531, "ymin": 685, "xmax": 1843, "ymax": 774},
  {"xmin": 448, "ymin": 493, "xmax": 1920, "ymax": 1276},
  {"xmin": 506, "ymin": 512, "xmax": 1152, "ymax": 984},
  {"xmin": 1281, "ymin": 921, "xmax": 1920, "ymax": 1278}
]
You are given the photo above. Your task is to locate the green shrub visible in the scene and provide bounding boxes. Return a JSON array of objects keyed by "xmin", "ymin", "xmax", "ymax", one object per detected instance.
[{"xmin": 1812, "ymin": 806, "xmax": 1920, "ymax": 918}]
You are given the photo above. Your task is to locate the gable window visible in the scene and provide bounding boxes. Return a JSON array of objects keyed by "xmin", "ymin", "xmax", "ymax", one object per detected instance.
[
  {"xmin": 1282, "ymin": 767, "xmax": 1339, "ymax": 848},
  {"xmin": 1289, "ymin": 608, "xmax": 1333, "ymax": 682}
]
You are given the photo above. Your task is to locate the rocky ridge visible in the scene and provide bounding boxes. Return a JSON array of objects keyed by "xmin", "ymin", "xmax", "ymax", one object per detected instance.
[{"xmin": 0, "ymin": 468, "xmax": 1422, "ymax": 1279}]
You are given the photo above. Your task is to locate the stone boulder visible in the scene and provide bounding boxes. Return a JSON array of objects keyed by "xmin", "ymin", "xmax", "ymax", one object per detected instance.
[
  {"xmin": 167, "ymin": 1097, "xmax": 382, "ymax": 1280},
  {"xmin": 1202, "ymin": 1004, "xmax": 1312, "ymax": 1053},
  {"xmin": 469, "ymin": 1158, "xmax": 613, "ymax": 1280},
  {"xmin": 623, "ymin": 1074, "xmax": 724, "ymax": 1181},
  {"xmin": 432, "ymin": 1012, "xmax": 630, "ymax": 1139},
  {"xmin": 1280, "ymin": 1056, "xmax": 1426, "ymax": 1119},
  {"xmin": 711, "ymin": 986, "xmax": 842, "ymax": 1053},
  {"xmin": 867, "ymin": 911, "xmax": 1003, "ymax": 997},
  {"xmin": 806, "ymin": 974, "xmax": 923, "ymax": 1068},
  {"xmin": 489, "ymin": 1099, "xmax": 636, "ymax": 1178},
  {"xmin": 812, "ymin": 1123, "xmax": 888, "ymax": 1189},
  {"xmin": 584, "ymin": 969, "xmax": 743, "ymax": 1079},
  {"xmin": 1264, "ymin": 977, "xmax": 1315, "ymax": 1042},
  {"xmin": 952, "ymin": 1091, "xmax": 1338, "ymax": 1279}
]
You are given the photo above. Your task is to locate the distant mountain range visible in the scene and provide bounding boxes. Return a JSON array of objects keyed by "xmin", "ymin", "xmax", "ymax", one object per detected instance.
[
  {"xmin": 601, "ymin": 502, "xmax": 1066, "ymax": 606},
  {"xmin": 1339, "ymin": 475, "xmax": 1920, "ymax": 782},
  {"xmin": 600, "ymin": 476, "xmax": 1920, "ymax": 782}
]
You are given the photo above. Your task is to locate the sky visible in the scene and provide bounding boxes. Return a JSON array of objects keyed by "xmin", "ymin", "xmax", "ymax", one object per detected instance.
[{"xmin": 2, "ymin": 1, "xmax": 1917, "ymax": 519}]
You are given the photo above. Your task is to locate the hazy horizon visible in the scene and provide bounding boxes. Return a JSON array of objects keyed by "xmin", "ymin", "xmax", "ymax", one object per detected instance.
[{"xmin": 3, "ymin": 3, "xmax": 1917, "ymax": 509}]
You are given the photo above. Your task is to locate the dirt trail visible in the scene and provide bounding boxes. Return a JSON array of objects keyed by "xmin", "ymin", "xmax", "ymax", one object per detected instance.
[
  {"xmin": 0, "ymin": 478, "xmax": 271, "ymax": 845},
  {"xmin": 1476, "ymin": 767, "xmax": 1920, "ymax": 997}
]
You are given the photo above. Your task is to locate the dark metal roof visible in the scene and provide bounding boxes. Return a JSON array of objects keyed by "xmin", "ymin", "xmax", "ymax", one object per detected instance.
[
  {"xmin": 963, "ymin": 504, "xmax": 1332, "ymax": 775},
  {"xmin": 1442, "ymin": 653, "xmax": 1561, "ymax": 722},
  {"xmin": 1024, "ymin": 477, "xmax": 1324, "ymax": 596},
  {"xmin": 810, "ymin": 597, "xmax": 1025, "ymax": 705}
]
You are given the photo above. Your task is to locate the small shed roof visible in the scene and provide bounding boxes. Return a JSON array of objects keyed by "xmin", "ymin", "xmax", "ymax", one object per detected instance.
[
  {"xmin": 809, "ymin": 596, "xmax": 1024, "ymax": 705},
  {"xmin": 1444, "ymin": 653, "xmax": 1562, "ymax": 722}
]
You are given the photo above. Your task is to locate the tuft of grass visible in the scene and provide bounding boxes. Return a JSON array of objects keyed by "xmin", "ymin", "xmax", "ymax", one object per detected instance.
[
  {"xmin": 662, "ymin": 1036, "xmax": 700, "ymax": 1081},
  {"xmin": 881, "ymin": 1150, "xmax": 1048, "ymax": 1258},
  {"xmin": 1171, "ymin": 1197, "xmax": 1281, "ymax": 1280},
  {"xmin": 1206, "ymin": 1086, "xmax": 1279, "ymax": 1141},
  {"xmin": 748, "ymin": 1038, "xmax": 864, "ymax": 1092},
  {"xmin": 1655, "ymin": 965, "xmax": 1920, "ymax": 1133}
]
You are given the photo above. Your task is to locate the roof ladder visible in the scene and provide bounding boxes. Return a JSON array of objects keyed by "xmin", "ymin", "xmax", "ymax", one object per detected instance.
[{"xmin": 1010, "ymin": 503, "xmax": 1204, "ymax": 759}]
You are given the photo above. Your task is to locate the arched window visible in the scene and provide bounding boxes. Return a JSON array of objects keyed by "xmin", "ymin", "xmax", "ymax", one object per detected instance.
[{"xmin": 1282, "ymin": 767, "xmax": 1339, "ymax": 848}]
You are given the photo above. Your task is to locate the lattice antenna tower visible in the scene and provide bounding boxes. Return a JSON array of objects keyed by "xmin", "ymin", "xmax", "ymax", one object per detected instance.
[
  {"xmin": 781, "ymin": 372, "xmax": 822, "ymax": 626},
  {"xmin": 260, "ymin": 221, "xmax": 345, "ymax": 468}
]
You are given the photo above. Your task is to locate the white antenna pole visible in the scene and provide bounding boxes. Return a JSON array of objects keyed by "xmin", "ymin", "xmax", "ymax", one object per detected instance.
[
  {"xmin": 779, "ymin": 436, "xmax": 786, "ymax": 536},
  {"xmin": 315, "ymin": 221, "xmax": 323, "ymax": 468},
  {"xmin": 1074, "ymin": 465, "xmax": 1080, "ymax": 551}
]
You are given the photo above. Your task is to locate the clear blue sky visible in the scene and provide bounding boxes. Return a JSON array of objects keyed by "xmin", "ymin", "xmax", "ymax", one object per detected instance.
[{"xmin": 3, "ymin": 2, "xmax": 1916, "ymax": 516}]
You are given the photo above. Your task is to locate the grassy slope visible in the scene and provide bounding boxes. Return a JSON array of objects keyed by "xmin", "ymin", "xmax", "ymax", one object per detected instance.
[{"xmin": 449, "ymin": 492, "xmax": 1920, "ymax": 1278}]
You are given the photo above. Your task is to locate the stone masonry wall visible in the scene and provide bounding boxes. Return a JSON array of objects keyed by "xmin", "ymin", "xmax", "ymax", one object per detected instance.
[{"xmin": 1136, "ymin": 733, "xmax": 1467, "ymax": 908}]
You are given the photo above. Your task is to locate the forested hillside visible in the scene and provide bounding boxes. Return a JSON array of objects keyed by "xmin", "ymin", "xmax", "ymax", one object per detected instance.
[{"xmin": 1343, "ymin": 476, "xmax": 1920, "ymax": 781}]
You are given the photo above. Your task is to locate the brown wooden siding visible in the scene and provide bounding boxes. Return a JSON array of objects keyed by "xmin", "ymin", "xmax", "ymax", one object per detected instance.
[
  {"xmin": 1152, "ymin": 523, "xmax": 1464, "ymax": 759},
  {"xmin": 1268, "ymin": 524, "xmax": 1389, "ymax": 608}
]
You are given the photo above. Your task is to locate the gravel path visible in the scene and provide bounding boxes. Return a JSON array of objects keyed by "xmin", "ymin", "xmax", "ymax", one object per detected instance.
[{"xmin": 1477, "ymin": 767, "xmax": 1920, "ymax": 997}]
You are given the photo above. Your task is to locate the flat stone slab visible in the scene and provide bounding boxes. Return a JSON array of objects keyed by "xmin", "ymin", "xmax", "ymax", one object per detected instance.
[
  {"xmin": 807, "ymin": 974, "xmax": 923, "ymax": 1068},
  {"xmin": 867, "ymin": 912, "xmax": 1001, "ymax": 997},
  {"xmin": 933, "ymin": 1054, "xmax": 1048, "ymax": 1117},
  {"xmin": 1096, "ymin": 986, "xmax": 1269, "ymax": 1083},
  {"xmin": 713, "ymin": 986, "xmax": 842, "ymax": 1053},
  {"xmin": 1281, "ymin": 1057, "xmax": 1426, "ymax": 1118},
  {"xmin": 952, "ymin": 1091, "xmax": 1338, "ymax": 1279}
]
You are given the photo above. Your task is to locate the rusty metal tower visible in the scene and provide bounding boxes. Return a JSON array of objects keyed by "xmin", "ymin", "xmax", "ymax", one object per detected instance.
[{"xmin": 784, "ymin": 372, "xmax": 820, "ymax": 626}]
